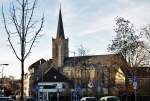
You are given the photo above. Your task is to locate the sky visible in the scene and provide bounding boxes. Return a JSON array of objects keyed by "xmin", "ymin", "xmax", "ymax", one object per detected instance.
[{"xmin": 0, "ymin": 0, "xmax": 150, "ymax": 79}]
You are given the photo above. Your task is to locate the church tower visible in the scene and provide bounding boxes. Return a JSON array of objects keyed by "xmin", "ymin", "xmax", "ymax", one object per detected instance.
[{"xmin": 52, "ymin": 8, "xmax": 69, "ymax": 68}]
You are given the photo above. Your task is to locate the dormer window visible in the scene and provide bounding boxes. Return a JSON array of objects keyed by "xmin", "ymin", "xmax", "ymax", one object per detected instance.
[{"xmin": 54, "ymin": 75, "xmax": 57, "ymax": 79}]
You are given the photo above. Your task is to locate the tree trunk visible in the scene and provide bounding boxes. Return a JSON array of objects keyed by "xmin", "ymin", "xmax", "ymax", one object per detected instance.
[
  {"xmin": 2, "ymin": 0, "xmax": 44, "ymax": 100},
  {"xmin": 21, "ymin": 60, "xmax": 24, "ymax": 101},
  {"xmin": 21, "ymin": 0, "xmax": 25, "ymax": 100}
]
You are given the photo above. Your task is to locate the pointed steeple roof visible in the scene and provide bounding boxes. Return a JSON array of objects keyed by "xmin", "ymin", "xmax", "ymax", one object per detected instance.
[{"xmin": 56, "ymin": 8, "xmax": 65, "ymax": 38}]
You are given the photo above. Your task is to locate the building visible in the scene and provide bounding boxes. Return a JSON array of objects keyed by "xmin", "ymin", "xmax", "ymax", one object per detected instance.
[
  {"xmin": 0, "ymin": 76, "xmax": 20, "ymax": 97},
  {"xmin": 28, "ymin": 58, "xmax": 46, "ymax": 97},
  {"xmin": 28, "ymin": 8, "xmax": 131, "ymax": 99},
  {"xmin": 127, "ymin": 67, "xmax": 150, "ymax": 95},
  {"xmin": 24, "ymin": 73, "xmax": 29, "ymax": 97},
  {"xmin": 37, "ymin": 67, "xmax": 72, "ymax": 101}
]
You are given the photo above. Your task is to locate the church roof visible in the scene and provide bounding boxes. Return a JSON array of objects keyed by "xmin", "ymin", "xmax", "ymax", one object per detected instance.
[
  {"xmin": 56, "ymin": 8, "xmax": 65, "ymax": 38},
  {"xmin": 38, "ymin": 67, "xmax": 72, "ymax": 83},
  {"xmin": 39, "ymin": 67, "xmax": 73, "ymax": 84},
  {"xmin": 28, "ymin": 58, "xmax": 46, "ymax": 70},
  {"xmin": 64, "ymin": 54, "xmax": 122, "ymax": 66},
  {"xmin": 64, "ymin": 54, "xmax": 132, "ymax": 77}
]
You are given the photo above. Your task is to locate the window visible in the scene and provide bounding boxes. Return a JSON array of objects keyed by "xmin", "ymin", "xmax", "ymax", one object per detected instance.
[
  {"xmin": 43, "ymin": 84, "xmax": 57, "ymax": 89},
  {"xmin": 86, "ymin": 98, "xmax": 97, "ymax": 101}
]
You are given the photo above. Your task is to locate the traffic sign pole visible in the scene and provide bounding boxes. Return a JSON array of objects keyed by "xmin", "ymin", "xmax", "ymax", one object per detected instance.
[
  {"xmin": 135, "ymin": 89, "xmax": 137, "ymax": 101},
  {"xmin": 132, "ymin": 76, "xmax": 137, "ymax": 101}
]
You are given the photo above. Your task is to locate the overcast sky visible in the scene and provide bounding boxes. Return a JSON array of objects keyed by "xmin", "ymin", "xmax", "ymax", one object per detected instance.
[{"xmin": 0, "ymin": 0, "xmax": 150, "ymax": 79}]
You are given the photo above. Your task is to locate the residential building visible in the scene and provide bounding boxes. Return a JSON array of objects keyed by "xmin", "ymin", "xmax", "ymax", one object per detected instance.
[
  {"xmin": 28, "ymin": 58, "xmax": 46, "ymax": 97},
  {"xmin": 24, "ymin": 73, "xmax": 29, "ymax": 97},
  {"xmin": 37, "ymin": 67, "xmax": 72, "ymax": 101}
]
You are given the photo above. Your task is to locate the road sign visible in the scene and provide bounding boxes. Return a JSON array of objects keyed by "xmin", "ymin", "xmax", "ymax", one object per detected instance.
[
  {"xmin": 75, "ymin": 84, "xmax": 81, "ymax": 92},
  {"xmin": 36, "ymin": 85, "xmax": 39, "ymax": 91},
  {"xmin": 132, "ymin": 76, "xmax": 138, "ymax": 82},
  {"xmin": 133, "ymin": 82, "xmax": 137, "ymax": 90},
  {"xmin": 88, "ymin": 81, "xmax": 94, "ymax": 88},
  {"xmin": 132, "ymin": 76, "xmax": 138, "ymax": 90}
]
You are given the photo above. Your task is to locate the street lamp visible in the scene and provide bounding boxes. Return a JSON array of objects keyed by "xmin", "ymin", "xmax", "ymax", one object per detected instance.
[{"xmin": 0, "ymin": 64, "xmax": 9, "ymax": 66}]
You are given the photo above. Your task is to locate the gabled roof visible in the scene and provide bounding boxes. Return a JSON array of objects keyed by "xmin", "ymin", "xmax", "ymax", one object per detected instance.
[
  {"xmin": 64, "ymin": 54, "xmax": 124, "ymax": 66},
  {"xmin": 130, "ymin": 67, "xmax": 150, "ymax": 77},
  {"xmin": 56, "ymin": 8, "xmax": 65, "ymax": 38},
  {"xmin": 64, "ymin": 53, "xmax": 132, "ymax": 77},
  {"xmin": 38, "ymin": 67, "xmax": 71, "ymax": 83},
  {"xmin": 28, "ymin": 58, "xmax": 46, "ymax": 70},
  {"xmin": 64, "ymin": 54, "xmax": 116, "ymax": 66}
]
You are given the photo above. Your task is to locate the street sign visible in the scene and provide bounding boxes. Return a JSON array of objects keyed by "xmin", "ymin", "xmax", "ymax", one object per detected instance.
[
  {"xmin": 75, "ymin": 84, "xmax": 81, "ymax": 92},
  {"xmin": 132, "ymin": 76, "xmax": 138, "ymax": 82},
  {"xmin": 132, "ymin": 76, "xmax": 138, "ymax": 90},
  {"xmin": 133, "ymin": 82, "xmax": 137, "ymax": 90},
  {"xmin": 36, "ymin": 85, "xmax": 39, "ymax": 91},
  {"xmin": 88, "ymin": 81, "xmax": 94, "ymax": 88}
]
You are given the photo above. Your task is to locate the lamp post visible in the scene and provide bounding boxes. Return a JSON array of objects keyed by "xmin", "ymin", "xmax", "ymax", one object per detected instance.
[{"xmin": 0, "ymin": 64, "xmax": 9, "ymax": 91}]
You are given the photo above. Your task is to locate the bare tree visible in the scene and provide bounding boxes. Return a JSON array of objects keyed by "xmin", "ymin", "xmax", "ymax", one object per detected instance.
[
  {"xmin": 141, "ymin": 25, "xmax": 150, "ymax": 53},
  {"xmin": 2, "ymin": 0, "xmax": 44, "ymax": 100},
  {"xmin": 142, "ymin": 25, "xmax": 150, "ymax": 41},
  {"xmin": 77, "ymin": 44, "xmax": 88, "ymax": 56},
  {"xmin": 108, "ymin": 17, "xmax": 148, "ymax": 67}
]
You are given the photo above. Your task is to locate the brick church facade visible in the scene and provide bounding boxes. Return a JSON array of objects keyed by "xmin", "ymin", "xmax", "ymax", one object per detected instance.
[{"xmin": 27, "ymin": 8, "xmax": 131, "ymax": 98}]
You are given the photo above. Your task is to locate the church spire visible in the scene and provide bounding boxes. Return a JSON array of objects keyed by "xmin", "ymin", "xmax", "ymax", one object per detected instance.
[{"xmin": 57, "ymin": 8, "xmax": 65, "ymax": 38}]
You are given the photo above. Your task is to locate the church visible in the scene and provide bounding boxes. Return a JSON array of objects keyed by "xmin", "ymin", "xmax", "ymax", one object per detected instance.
[{"xmin": 26, "ymin": 8, "xmax": 131, "ymax": 100}]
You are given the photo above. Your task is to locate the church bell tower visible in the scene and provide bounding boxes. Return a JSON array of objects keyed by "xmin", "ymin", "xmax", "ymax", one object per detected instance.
[{"xmin": 52, "ymin": 8, "xmax": 69, "ymax": 68}]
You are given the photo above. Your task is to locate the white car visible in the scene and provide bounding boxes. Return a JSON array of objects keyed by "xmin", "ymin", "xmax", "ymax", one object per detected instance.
[
  {"xmin": 80, "ymin": 97, "xmax": 97, "ymax": 101},
  {"xmin": 0, "ymin": 96, "xmax": 13, "ymax": 101},
  {"xmin": 99, "ymin": 96, "xmax": 120, "ymax": 101}
]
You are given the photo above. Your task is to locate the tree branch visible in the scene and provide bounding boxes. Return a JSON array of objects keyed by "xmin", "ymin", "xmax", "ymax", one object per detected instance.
[
  {"xmin": 24, "ymin": 15, "xmax": 44, "ymax": 59},
  {"xmin": 2, "ymin": 6, "xmax": 21, "ymax": 61},
  {"xmin": 25, "ymin": 0, "xmax": 37, "ymax": 38},
  {"xmin": 10, "ymin": 3, "xmax": 22, "ymax": 40}
]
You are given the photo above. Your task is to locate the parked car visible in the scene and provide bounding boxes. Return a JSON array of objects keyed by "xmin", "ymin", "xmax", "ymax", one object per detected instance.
[
  {"xmin": 99, "ymin": 96, "xmax": 120, "ymax": 101},
  {"xmin": 80, "ymin": 97, "xmax": 97, "ymax": 101},
  {"xmin": 0, "ymin": 96, "xmax": 13, "ymax": 101},
  {"xmin": 24, "ymin": 96, "xmax": 34, "ymax": 101}
]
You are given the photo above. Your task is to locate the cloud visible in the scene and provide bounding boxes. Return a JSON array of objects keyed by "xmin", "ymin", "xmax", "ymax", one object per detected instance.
[
  {"xmin": 70, "ymin": 0, "xmax": 150, "ymax": 36},
  {"xmin": 1, "ymin": 0, "xmax": 150, "ymax": 78},
  {"xmin": 61, "ymin": 0, "xmax": 150, "ymax": 56},
  {"xmin": 118, "ymin": 4, "xmax": 150, "ymax": 28},
  {"xmin": 0, "ymin": 0, "xmax": 12, "ymax": 3}
]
